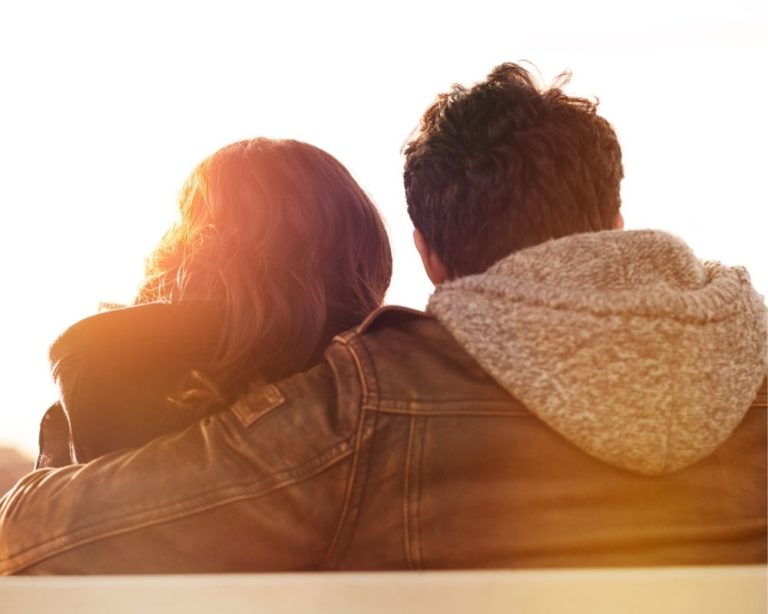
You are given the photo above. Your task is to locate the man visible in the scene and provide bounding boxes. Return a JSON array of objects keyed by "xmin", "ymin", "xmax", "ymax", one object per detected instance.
[{"xmin": 1, "ymin": 63, "xmax": 765, "ymax": 574}]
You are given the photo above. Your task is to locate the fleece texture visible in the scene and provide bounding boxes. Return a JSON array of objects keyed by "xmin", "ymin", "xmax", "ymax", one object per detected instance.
[{"xmin": 428, "ymin": 229, "xmax": 767, "ymax": 475}]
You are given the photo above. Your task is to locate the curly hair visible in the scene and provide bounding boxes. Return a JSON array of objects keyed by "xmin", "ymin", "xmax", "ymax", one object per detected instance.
[
  {"xmin": 136, "ymin": 138, "xmax": 392, "ymax": 412},
  {"xmin": 404, "ymin": 62, "xmax": 624, "ymax": 277}
]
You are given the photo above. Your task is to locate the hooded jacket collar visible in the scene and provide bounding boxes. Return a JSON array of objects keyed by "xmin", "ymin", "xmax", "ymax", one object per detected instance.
[{"xmin": 428, "ymin": 229, "xmax": 767, "ymax": 475}]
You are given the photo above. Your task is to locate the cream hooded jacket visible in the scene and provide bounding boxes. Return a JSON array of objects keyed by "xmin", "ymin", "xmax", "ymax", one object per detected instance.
[{"xmin": 429, "ymin": 229, "xmax": 767, "ymax": 475}]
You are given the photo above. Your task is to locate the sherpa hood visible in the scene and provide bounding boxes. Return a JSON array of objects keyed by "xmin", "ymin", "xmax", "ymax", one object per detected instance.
[{"xmin": 428, "ymin": 229, "xmax": 767, "ymax": 475}]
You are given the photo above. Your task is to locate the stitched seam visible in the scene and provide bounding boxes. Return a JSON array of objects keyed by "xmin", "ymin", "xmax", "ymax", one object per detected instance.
[
  {"xmin": 377, "ymin": 398, "xmax": 515, "ymax": 409},
  {"xmin": 355, "ymin": 305, "xmax": 430, "ymax": 334},
  {"xmin": 415, "ymin": 417, "xmax": 426, "ymax": 569},
  {"xmin": 321, "ymin": 341, "xmax": 370, "ymax": 567},
  {"xmin": 403, "ymin": 415, "xmax": 416, "ymax": 569},
  {"xmin": 322, "ymin": 409, "xmax": 377, "ymax": 571},
  {"xmin": 347, "ymin": 336, "xmax": 378, "ymax": 399},
  {"xmin": 367, "ymin": 405, "xmax": 533, "ymax": 417},
  {"xmin": 345, "ymin": 339, "xmax": 371, "ymax": 400},
  {"xmin": 321, "ymin": 407, "xmax": 366, "ymax": 567},
  {"xmin": 2, "ymin": 433, "xmax": 355, "ymax": 568},
  {"xmin": 2, "ymin": 445, "xmax": 355, "ymax": 575},
  {"xmin": 331, "ymin": 332, "xmax": 355, "ymax": 347}
]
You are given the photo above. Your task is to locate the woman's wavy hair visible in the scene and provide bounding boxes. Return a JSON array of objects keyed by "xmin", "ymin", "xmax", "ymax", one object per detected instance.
[{"xmin": 136, "ymin": 138, "xmax": 392, "ymax": 411}]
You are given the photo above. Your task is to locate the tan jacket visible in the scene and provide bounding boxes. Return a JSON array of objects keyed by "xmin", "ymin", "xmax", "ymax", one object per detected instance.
[
  {"xmin": 1, "ymin": 230, "xmax": 765, "ymax": 574},
  {"xmin": 0, "ymin": 305, "xmax": 765, "ymax": 574}
]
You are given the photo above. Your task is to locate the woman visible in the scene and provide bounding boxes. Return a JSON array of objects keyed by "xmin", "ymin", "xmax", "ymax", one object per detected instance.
[{"xmin": 37, "ymin": 139, "xmax": 392, "ymax": 466}]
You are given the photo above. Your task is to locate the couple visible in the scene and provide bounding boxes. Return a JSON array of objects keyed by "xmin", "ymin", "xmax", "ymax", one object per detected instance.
[{"xmin": 1, "ymin": 63, "xmax": 766, "ymax": 574}]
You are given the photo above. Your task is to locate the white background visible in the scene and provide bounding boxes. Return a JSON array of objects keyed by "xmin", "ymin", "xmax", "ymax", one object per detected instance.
[{"xmin": 0, "ymin": 0, "xmax": 766, "ymax": 457}]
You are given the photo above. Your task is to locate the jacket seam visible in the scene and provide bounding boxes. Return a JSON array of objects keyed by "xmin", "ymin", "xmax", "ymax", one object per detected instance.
[
  {"xmin": 366, "ymin": 405, "xmax": 533, "ymax": 418},
  {"xmin": 403, "ymin": 415, "xmax": 416, "ymax": 569},
  {"xmin": 320, "ymin": 402, "xmax": 367, "ymax": 568},
  {"xmin": 404, "ymin": 415, "xmax": 426, "ymax": 570},
  {"xmin": 377, "ymin": 398, "xmax": 520, "ymax": 409},
  {"xmin": 321, "ymin": 338, "xmax": 374, "ymax": 568},
  {"xmin": 1, "ymin": 441, "xmax": 356, "ymax": 575},
  {"xmin": 349, "ymin": 335, "xmax": 379, "ymax": 399},
  {"xmin": 354, "ymin": 305, "xmax": 431, "ymax": 334},
  {"xmin": 415, "ymin": 417, "xmax": 426, "ymax": 568}
]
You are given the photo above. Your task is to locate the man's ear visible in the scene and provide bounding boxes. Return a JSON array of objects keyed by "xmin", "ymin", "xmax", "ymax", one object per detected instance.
[{"xmin": 413, "ymin": 228, "xmax": 450, "ymax": 285}]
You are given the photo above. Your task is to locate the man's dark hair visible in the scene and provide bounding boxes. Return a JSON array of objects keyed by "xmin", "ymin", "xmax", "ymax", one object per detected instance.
[{"xmin": 404, "ymin": 62, "xmax": 624, "ymax": 277}]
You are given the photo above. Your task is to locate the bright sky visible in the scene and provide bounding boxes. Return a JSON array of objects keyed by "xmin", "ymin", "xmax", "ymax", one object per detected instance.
[{"xmin": 0, "ymin": 1, "xmax": 766, "ymax": 458}]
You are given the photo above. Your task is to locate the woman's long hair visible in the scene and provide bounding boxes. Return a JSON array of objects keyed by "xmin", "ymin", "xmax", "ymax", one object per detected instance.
[{"xmin": 136, "ymin": 138, "xmax": 392, "ymax": 411}]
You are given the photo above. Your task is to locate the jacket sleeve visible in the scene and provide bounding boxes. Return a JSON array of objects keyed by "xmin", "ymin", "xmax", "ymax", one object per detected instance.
[{"xmin": 0, "ymin": 361, "xmax": 360, "ymax": 574}]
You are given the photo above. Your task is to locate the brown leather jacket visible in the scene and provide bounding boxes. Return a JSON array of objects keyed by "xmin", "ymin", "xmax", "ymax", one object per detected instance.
[{"xmin": 0, "ymin": 305, "xmax": 765, "ymax": 574}]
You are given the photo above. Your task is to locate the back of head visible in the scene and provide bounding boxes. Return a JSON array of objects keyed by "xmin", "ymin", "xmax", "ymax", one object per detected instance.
[
  {"xmin": 404, "ymin": 62, "xmax": 624, "ymax": 277},
  {"xmin": 137, "ymin": 138, "xmax": 392, "ymax": 404}
]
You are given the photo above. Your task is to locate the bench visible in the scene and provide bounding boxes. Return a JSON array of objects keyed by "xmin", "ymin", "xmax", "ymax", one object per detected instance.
[{"xmin": 1, "ymin": 565, "xmax": 765, "ymax": 613}]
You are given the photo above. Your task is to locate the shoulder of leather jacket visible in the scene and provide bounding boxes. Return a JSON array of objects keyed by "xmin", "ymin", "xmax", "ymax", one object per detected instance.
[{"xmin": 353, "ymin": 305, "xmax": 433, "ymax": 335}]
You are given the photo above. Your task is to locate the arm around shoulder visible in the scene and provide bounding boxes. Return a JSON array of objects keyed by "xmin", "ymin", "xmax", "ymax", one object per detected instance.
[{"xmin": 0, "ymin": 361, "xmax": 359, "ymax": 574}]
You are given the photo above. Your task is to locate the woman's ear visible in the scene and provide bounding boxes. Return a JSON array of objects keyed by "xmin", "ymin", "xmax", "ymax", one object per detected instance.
[
  {"xmin": 413, "ymin": 229, "xmax": 450, "ymax": 285},
  {"xmin": 615, "ymin": 211, "xmax": 625, "ymax": 230}
]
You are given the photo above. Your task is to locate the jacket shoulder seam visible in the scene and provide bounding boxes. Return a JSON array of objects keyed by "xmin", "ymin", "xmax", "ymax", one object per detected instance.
[{"xmin": 354, "ymin": 305, "xmax": 432, "ymax": 334}]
